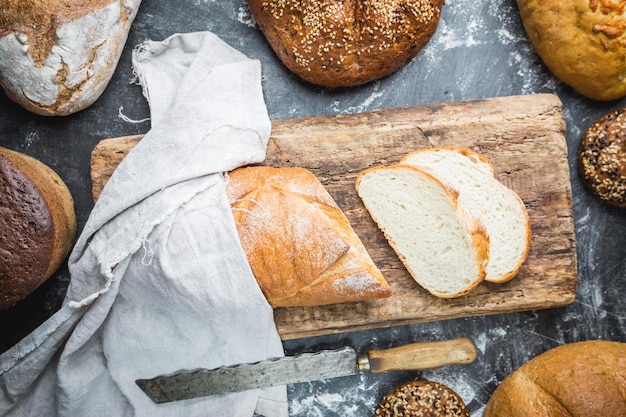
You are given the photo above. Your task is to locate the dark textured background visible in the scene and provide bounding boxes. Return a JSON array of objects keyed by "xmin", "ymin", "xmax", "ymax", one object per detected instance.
[{"xmin": 1, "ymin": 0, "xmax": 626, "ymax": 415}]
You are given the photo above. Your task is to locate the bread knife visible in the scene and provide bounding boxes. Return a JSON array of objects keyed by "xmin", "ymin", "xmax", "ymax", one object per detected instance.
[{"xmin": 136, "ymin": 337, "xmax": 477, "ymax": 403}]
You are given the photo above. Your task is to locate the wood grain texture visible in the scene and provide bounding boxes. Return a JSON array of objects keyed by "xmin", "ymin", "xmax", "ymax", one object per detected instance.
[{"xmin": 90, "ymin": 93, "xmax": 577, "ymax": 340}]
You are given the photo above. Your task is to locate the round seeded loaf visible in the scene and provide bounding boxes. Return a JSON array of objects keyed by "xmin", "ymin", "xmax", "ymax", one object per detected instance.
[
  {"xmin": 578, "ymin": 106, "xmax": 626, "ymax": 208},
  {"xmin": 375, "ymin": 380, "xmax": 470, "ymax": 417},
  {"xmin": 247, "ymin": 0, "xmax": 444, "ymax": 87}
]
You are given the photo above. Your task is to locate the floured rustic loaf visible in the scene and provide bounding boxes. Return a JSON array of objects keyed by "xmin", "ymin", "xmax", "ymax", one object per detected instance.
[
  {"xmin": 247, "ymin": 0, "xmax": 444, "ymax": 87},
  {"xmin": 484, "ymin": 340, "xmax": 626, "ymax": 417},
  {"xmin": 0, "ymin": 147, "xmax": 76, "ymax": 310},
  {"xmin": 356, "ymin": 164, "xmax": 490, "ymax": 298},
  {"xmin": 226, "ymin": 166, "xmax": 392, "ymax": 308},
  {"xmin": 401, "ymin": 147, "xmax": 531, "ymax": 283},
  {"xmin": 517, "ymin": 0, "xmax": 626, "ymax": 101},
  {"xmin": 0, "ymin": 0, "xmax": 142, "ymax": 116}
]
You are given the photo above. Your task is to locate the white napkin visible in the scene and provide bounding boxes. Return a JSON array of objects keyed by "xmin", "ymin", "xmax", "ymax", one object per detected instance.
[{"xmin": 0, "ymin": 32, "xmax": 288, "ymax": 417}]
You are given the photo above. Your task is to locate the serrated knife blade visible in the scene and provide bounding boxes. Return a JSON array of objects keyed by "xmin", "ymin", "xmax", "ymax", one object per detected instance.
[{"xmin": 136, "ymin": 337, "xmax": 477, "ymax": 404}]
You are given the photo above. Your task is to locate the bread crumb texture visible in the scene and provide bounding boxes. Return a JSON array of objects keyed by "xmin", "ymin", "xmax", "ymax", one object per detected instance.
[
  {"xmin": 247, "ymin": 0, "xmax": 444, "ymax": 86},
  {"xmin": 374, "ymin": 380, "xmax": 470, "ymax": 417},
  {"xmin": 579, "ymin": 106, "xmax": 626, "ymax": 208}
]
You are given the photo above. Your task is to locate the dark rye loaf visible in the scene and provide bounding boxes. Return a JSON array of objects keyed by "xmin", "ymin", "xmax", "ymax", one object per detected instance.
[{"xmin": 0, "ymin": 147, "xmax": 76, "ymax": 310}]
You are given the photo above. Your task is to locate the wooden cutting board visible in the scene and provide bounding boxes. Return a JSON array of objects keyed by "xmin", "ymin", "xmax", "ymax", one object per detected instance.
[{"xmin": 91, "ymin": 93, "xmax": 577, "ymax": 340}]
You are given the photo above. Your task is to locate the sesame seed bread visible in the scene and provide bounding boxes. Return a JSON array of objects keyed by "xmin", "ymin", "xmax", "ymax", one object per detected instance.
[
  {"xmin": 517, "ymin": 0, "xmax": 626, "ymax": 101},
  {"xmin": 226, "ymin": 166, "xmax": 392, "ymax": 308},
  {"xmin": 483, "ymin": 340, "xmax": 626, "ymax": 417},
  {"xmin": 0, "ymin": 147, "xmax": 76, "ymax": 310},
  {"xmin": 0, "ymin": 0, "xmax": 141, "ymax": 116},
  {"xmin": 579, "ymin": 106, "xmax": 626, "ymax": 208},
  {"xmin": 401, "ymin": 147, "xmax": 531, "ymax": 283},
  {"xmin": 356, "ymin": 165, "xmax": 489, "ymax": 298},
  {"xmin": 246, "ymin": 0, "xmax": 444, "ymax": 87},
  {"xmin": 374, "ymin": 380, "xmax": 470, "ymax": 417}
]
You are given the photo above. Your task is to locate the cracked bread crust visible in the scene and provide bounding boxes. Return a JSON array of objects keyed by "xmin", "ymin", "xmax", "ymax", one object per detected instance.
[{"xmin": 0, "ymin": 0, "xmax": 142, "ymax": 116}]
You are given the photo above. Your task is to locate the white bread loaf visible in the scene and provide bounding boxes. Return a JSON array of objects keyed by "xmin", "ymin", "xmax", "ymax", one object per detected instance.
[
  {"xmin": 401, "ymin": 147, "xmax": 531, "ymax": 283},
  {"xmin": 227, "ymin": 166, "xmax": 392, "ymax": 308},
  {"xmin": 483, "ymin": 340, "xmax": 626, "ymax": 417},
  {"xmin": 0, "ymin": 0, "xmax": 141, "ymax": 116},
  {"xmin": 356, "ymin": 165, "xmax": 489, "ymax": 298}
]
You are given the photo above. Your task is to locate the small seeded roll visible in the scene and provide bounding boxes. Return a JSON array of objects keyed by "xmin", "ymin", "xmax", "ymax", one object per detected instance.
[
  {"xmin": 247, "ymin": 0, "xmax": 444, "ymax": 87},
  {"xmin": 578, "ymin": 106, "xmax": 626, "ymax": 208},
  {"xmin": 374, "ymin": 380, "xmax": 470, "ymax": 417},
  {"xmin": 0, "ymin": 147, "xmax": 76, "ymax": 310}
]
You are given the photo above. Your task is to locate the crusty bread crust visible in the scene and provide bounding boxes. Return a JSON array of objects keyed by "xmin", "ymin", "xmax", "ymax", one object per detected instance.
[
  {"xmin": 226, "ymin": 166, "xmax": 391, "ymax": 308},
  {"xmin": 247, "ymin": 0, "xmax": 444, "ymax": 87},
  {"xmin": 0, "ymin": 0, "xmax": 142, "ymax": 116},
  {"xmin": 517, "ymin": 0, "xmax": 626, "ymax": 101},
  {"xmin": 0, "ymin": 147, "xmax": 76, "ymax": 310},
  {"xmin": 484, "ymin": 340, "xmax": 626, "ymax": 417}
]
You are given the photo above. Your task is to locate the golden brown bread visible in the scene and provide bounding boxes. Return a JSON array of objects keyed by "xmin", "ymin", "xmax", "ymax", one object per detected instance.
[
  {"xmin": 0, "ymin": 0, "xmax": 141, "ymax": 115},
  {"xmin": 374, "ymin": 380, "xmax": 470, "ymax": 416},
  {"xmin": 0, "ymin": 147, "xmax": 76, "ymax": 310},
  {"xmin": 226, "ymin": 166, "xmax": 392, "ymax": 307},
  {"xmin": 247, "ymin": 0, "xmax": 444, "ymax": 87},
  {"xmin": 517, "ymin": 0, "xmax": 626, "ymax": 101},
  {"xmin": 579, "ymin": 106, "xmax": 626, "ymax": 208},
  {"xmin": 483, "ymin": 340, "xmax": 626, "ymax": 417}
]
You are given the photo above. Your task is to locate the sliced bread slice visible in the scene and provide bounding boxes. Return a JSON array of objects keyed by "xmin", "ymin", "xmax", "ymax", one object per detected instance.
[
  {"xmin": 401, "ymin": 147, "xmax": 531, "ymax": 283},
  {"xmin": 356, "ymin": 165, "xmax": 489, "ymax": 298}
]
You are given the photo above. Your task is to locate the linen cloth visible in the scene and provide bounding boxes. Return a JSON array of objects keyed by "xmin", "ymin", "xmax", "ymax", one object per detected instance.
[{"xmin": 0, "ymin": 32, "xmax": 288, "ymax": 417}]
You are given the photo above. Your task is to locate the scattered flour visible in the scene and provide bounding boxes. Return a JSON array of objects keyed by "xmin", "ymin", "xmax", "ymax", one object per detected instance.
[
  {"xmin": 289, "ymin": 376, "xmax": 380, "ymax": 416},
  {"xmin": 22, "ymin": 131, "xmax": 38, "ymax": 149},
  {"xmin": 237, "ymin": 5, "xmax": 256, "ymax": 28}
]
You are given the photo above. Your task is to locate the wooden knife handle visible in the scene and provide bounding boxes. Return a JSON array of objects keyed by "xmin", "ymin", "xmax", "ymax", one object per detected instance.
[{"xmin": 364, "ymin": 337, "xmax": 477, "ymax": 373}]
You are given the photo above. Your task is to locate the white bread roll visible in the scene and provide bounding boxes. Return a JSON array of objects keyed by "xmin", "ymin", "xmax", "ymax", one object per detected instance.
[
  {"xmin": 401, "ymin": 147, "xmax": 531, "ymax": 283},
  {"xmin": 484, "ymin": 340, "xmax": 626, "ymax": 417},
  {"xmin": 356, "ymin": 165, "xmax": 489, "ymax": 298},
  {"xmin": 0, "ymin": 0, "xmax": 141, "ymax": 116}
]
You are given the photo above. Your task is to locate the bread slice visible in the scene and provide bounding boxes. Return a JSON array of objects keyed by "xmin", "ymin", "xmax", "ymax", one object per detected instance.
[
  {"xmin": 356, "ymin": 165, "xmax": 489, "ymax": 298},
  {"xmin": 227, "ymin": 166, "xmax": 392, "ymax": 307},
  {"xmin": 401, "ymin": 147, "xmax": 531, "ymax": 283}
]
